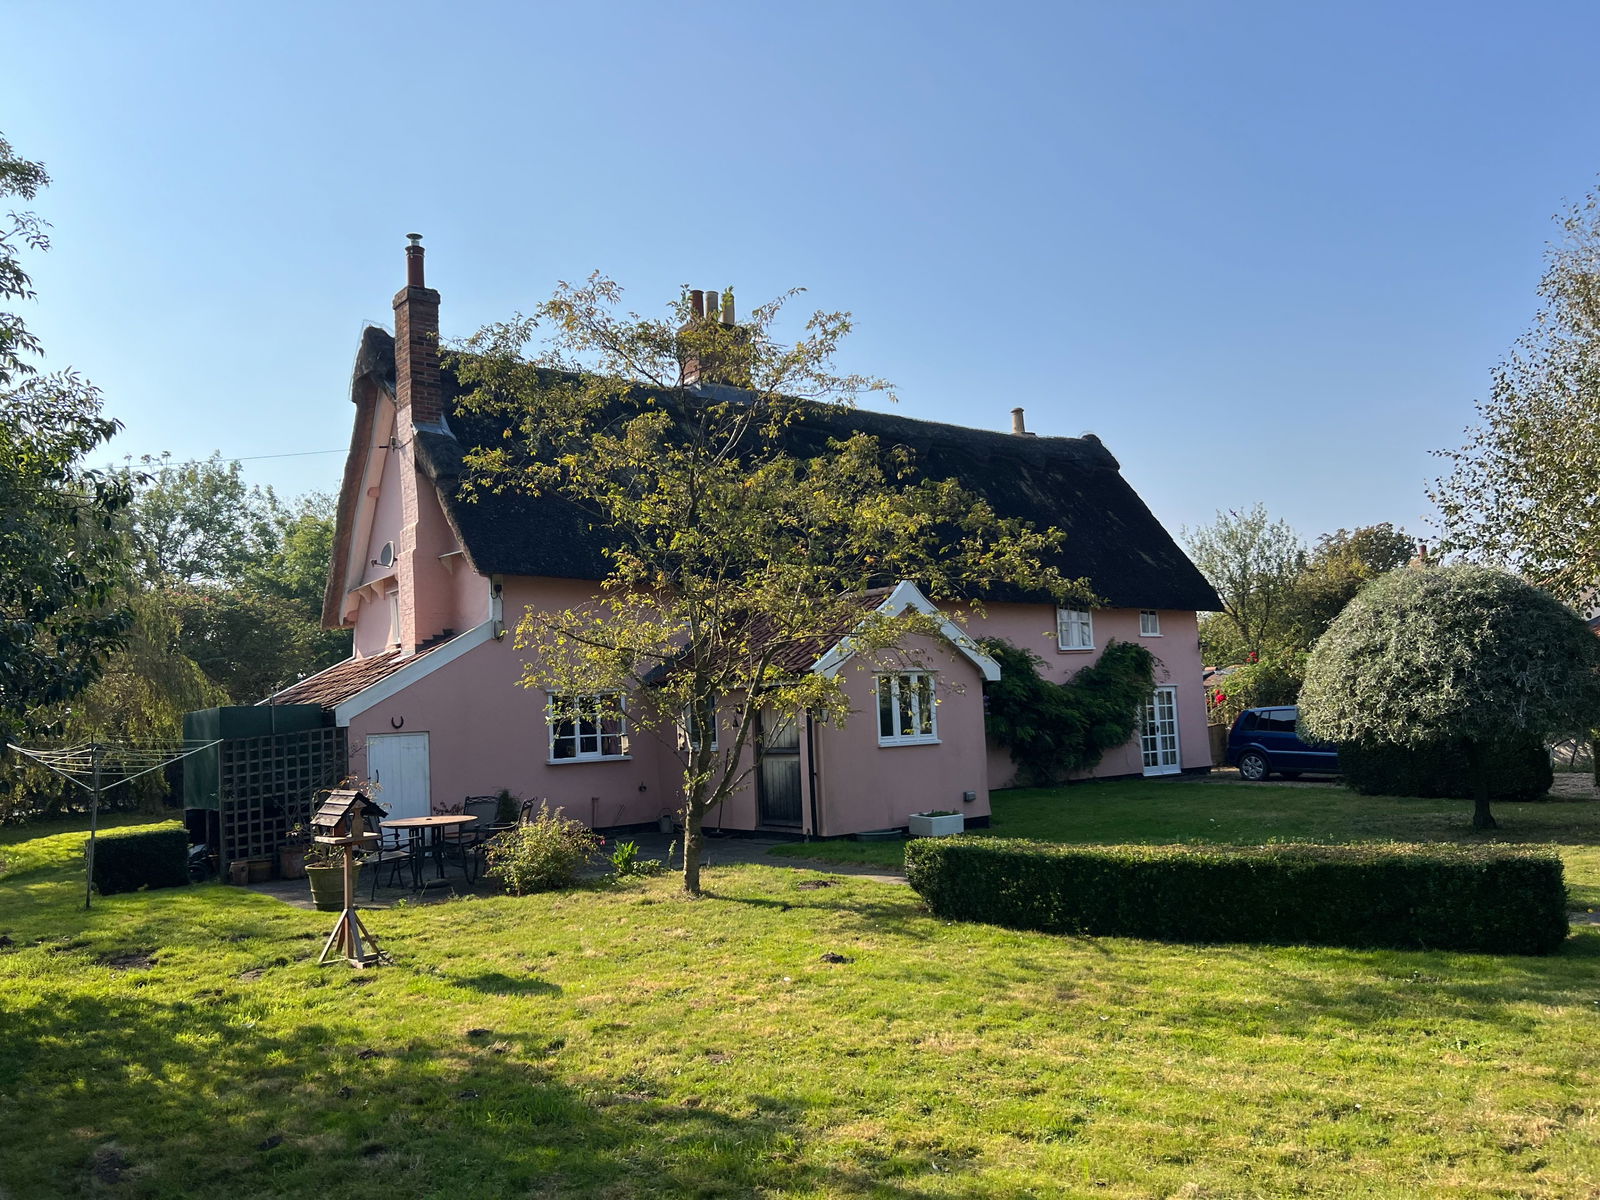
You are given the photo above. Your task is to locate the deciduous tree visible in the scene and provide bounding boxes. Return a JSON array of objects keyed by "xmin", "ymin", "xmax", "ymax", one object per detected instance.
[
  {"xmin": 1431, "ymin": 183, "xmax": 1600, "ymax": 605},
  {"xmin": 1184, "ymin": 504, "xmax": 1305, "ymax": 663},
  {"xmin": 456, "ymin": 277, "xmax": 1080, "ymax": 896},
  {"xmin": 0, "ymin": 133, "xmax": 133, "ymax": 745}
]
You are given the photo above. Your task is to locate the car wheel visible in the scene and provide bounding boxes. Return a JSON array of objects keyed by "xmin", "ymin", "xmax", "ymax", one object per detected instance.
[{"xmin": 1238, "ymin": 752, "xmax": 1270, "ymax": 781}]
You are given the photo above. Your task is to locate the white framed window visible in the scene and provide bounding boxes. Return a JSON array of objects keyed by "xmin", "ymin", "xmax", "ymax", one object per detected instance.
[
  {"xmin": 1057, "ymin": 607, "xmax": 1094, "ymax": 651},
  {"xmin": 547, "ymin": 692, "xmax": 628, "ymax": 762},
  {"xmin": 684, "ymin": 695, "xmax": 719, "ymax": 752},
  {"xmin": 1140, "ymin": 610, "xmax": 1162, "ymax": 636},
  {"xmin": 877, "ymin": 672, "xmax": 938, "ymax": 745},
  {"xmin": 387, "ymin": 588, "xmax": 401, "ymax": 647}
]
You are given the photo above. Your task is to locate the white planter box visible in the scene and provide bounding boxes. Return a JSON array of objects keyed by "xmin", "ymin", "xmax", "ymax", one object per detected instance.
[{"xmin": 908, "ymin": 811, "xmax": 964, "ymax": 838}]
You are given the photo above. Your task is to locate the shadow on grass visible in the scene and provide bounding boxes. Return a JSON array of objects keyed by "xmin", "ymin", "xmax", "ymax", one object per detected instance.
[
  {"xmin": 447, "ymin": 970, "xmax": 563, "ymax": 997},
  {"xmin": 0, "ymin": 971, "xmax": 955, "ymax": 1199}
]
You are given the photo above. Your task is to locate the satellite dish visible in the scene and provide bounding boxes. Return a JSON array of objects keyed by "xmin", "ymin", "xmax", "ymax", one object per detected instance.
[{"xmin": 373, "ymin": 541, "xmax": 395, "ymax": 568}]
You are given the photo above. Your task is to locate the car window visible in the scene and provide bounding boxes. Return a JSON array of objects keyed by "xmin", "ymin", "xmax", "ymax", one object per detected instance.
[
  {"xmin": 1257, "ymin": 710, "xmax": 1296, "ymax": 734},
  {"xmin": 1237, "ymin": 712, "xmax": 1258, "ymax": 732}
]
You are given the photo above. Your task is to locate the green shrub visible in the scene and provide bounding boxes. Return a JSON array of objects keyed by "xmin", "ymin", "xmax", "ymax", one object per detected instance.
[
  {"xmin": 904, "ymin": 837, "xmax": 1569, "ymax": 955},
  {"xmin": 493, "ymin": 788, "xmax": 521, "ymax": 827},
  {"xmin": 482, "ymin": 803, "xmax": 599, "ymax": 894},
  {"xmin": 89, "ymin": 823, "xmax": 189, "ymax": 896},
  {"xmin": 982, "ymin": 639, "xmax": 1156, "ymax": 785},
  {"xmin": 1341, "ymin": 737, "xmax": 1553, "ymax": 801}
]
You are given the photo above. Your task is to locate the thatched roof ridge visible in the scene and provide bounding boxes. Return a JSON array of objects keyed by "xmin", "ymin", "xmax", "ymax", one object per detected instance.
[{"xmin": 354, "ymin": 329, "xmax": 1220, "ymax": 612}]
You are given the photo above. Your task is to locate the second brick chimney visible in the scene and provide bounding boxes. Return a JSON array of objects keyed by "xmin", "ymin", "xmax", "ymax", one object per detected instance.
[{"xmin": 394, "ymin": 233, "xmax": 443, "ymax": 428}]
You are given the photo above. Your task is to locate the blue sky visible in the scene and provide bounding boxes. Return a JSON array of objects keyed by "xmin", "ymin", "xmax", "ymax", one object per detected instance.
[{"xmin": 6, "ymin": 0, "xmax": 1599, "ymax": 547}]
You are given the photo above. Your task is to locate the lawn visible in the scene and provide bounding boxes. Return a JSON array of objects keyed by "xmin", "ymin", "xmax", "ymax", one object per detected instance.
[
  {"xmin": 772, "ymin": 777, "xmax": 1600, "ymax": 908},
  {"xmin": 2, "ymin": 815, "xmax": 1599, "ymax": 1199}
]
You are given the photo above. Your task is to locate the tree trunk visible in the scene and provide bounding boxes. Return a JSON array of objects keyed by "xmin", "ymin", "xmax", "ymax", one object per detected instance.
[
  {"xmin": 1467, "ymin": 741, "xmax": 1498, "ymax": 831},
  {"xmin": 681, "ymin": 805, "xmax": 705, "ymax": 898},
  {"xmin": 1591, "ymin": 732, "xmax": 1599, "ymax": 789}
]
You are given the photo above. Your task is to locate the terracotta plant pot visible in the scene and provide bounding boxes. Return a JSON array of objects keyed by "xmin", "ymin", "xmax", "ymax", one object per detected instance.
[
  {"xmin": 278, "ymin": 845, "xmax": 307, "ymax": 880},
  {"xmin": 227, "ymin": 859, "xmax": 250, "ymax": 886},
  {"xmin": 305, "ymin": 864, "xmax": 344, "ymax": 912}
]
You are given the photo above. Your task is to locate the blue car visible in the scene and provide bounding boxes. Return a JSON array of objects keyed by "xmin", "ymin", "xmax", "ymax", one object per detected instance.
[{"xmin": 1226, "ymin": 705, "xmax": 1340, "ymax": 781}]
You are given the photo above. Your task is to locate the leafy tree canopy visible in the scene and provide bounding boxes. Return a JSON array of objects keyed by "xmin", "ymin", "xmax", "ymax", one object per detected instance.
[
  {"xmin": 1300, "ymin": 565, "xmax": 1600, "ymax": 828},
  {"xmin": 1184, "ymin": 504, "xmax": 1304, "ymax": 663},
  {"xmin": 1430, "ymin": 182, "xmax": 1600, "ymax": 605},
  {"xmin": 456, "ymin": 275, "xmax": 1083, "ymax": 895},
  {"xmin": 0, "ymin": 133, "xmax": 133, "ymax": 744}
]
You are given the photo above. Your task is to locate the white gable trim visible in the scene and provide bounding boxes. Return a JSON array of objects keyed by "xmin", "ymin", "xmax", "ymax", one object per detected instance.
[
  {"xmin": 332, "ymin": 619, "xmax": 495, "ymax": 725},
  {"xmin": 812, "ymin": 580, "xmax": 1001, "ymax": 682}
]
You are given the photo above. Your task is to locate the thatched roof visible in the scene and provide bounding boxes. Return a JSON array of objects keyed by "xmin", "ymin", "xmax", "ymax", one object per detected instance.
[{"xmin": 349, "ymin": 328, "xmax": 1220, "ymax": 612}]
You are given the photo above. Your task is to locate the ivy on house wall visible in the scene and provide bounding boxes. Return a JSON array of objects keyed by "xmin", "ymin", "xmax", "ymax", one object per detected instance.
[{"xmin": 982, "ymin": 638, "xmax": 1157, "ymax": 786}]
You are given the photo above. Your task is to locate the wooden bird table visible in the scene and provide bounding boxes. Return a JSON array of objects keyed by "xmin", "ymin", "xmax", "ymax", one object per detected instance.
[{"xmin": 315, "ymin": 834, "xmax": 389, "ymax": 968}]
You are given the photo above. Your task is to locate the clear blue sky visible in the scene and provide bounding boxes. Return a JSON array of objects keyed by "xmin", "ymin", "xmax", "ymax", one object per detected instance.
[{"xmin": 6, "ymin": 0, "xmax": 1599, "ymax": 546}]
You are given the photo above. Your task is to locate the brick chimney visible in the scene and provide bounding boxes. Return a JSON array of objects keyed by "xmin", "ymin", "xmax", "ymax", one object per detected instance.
[
  {"xmin": 393, "ymin": 233, "xmax": 443, "ymax": 428},
  {"xmin": 678, "ymin": 285, "xmax": 750, "ymax": 388}
]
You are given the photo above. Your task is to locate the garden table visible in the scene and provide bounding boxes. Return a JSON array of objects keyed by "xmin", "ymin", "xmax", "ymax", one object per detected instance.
[{"xmin": 382, "ymin": 814, "xmax": 478, "ymax": 890}]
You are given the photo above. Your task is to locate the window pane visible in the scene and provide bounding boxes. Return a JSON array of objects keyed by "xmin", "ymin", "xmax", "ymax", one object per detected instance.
[
  {"xmin": 917, "ymin": 676, "xmax": 935, "ymax": 735},
  {"xmin": 897, "ymin": 678, "xmax": 914, "ymax": 737},
  {"xmin": 879, "ymin": 682, "xmax": 895, "ymax": 738}
]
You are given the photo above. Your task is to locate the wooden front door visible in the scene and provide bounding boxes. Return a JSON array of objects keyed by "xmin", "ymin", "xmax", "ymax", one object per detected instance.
[{"xmin": 756, "ymin": 710, "xmax": 803, "ymax": 827}]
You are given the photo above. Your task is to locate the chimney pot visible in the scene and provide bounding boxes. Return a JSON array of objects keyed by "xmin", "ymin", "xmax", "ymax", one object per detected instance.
[
  {"xmin": 689, "ymin": 288, "xmax": 704, "ymax": 317},
  {"xmin": 705, "ymin": 290, "xmax": 719, "ymax": 321},
  {"xmin": 1011, "ymin": 407, "xmax": 1027, "ymax": 436},
  {"xmin": 405, "ymin": 233, "xmax": 426, "ymax": 288}
]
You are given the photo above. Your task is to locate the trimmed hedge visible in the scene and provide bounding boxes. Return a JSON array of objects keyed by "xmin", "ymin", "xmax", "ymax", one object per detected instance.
[
  {"xmin": 90, "ymin": 823, "xmax": 189, "ymax": 896},
  {"xmin": 1340, "ymin": 737, "xmax": 1553, "ymax": 801},
  {"xmin": 904, "ymin": 837, "xmax": 1569, "ymax": 955}
]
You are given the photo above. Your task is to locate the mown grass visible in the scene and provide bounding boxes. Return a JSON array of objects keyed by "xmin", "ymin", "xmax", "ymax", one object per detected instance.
[
  {"xmin": 773, "ymin": 778, "xmax": 1600, "ymax": 908},
  {"xmin": 2, "ymin": 815, "xmax": 1599, "ymax": 1198}
]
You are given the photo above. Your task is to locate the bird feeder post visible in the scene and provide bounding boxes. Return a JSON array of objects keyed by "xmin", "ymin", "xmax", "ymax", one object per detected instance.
[{"xmin": 311, "ymin": 788, "xmax": 390, "ymax": 968}]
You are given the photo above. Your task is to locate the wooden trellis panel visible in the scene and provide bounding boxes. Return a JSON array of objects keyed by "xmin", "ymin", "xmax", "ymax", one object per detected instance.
[{"xmin": 219, "ymin": 727, "xmax": 347, "ymax": 868}]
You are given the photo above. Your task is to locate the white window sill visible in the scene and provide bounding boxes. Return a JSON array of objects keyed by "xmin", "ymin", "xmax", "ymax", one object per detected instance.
[
  {"xmin": 878, "ymin": 737, "xmax": 941, "ymax": 748},
  {"xmin": 1056, "ymin": 645, "xmax": 1095, "ymax": 653},
  {"xmin": 1141, "ymin": 633, "xmax": 1163, "ymax": 638},
  {"xmin": 547, "ymin": 755, "xmax": 632, "ymax": 765}
]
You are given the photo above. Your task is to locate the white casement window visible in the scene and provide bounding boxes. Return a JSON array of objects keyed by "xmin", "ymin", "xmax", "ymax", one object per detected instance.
[
  {"xmin": 1057, "ymin": 607, "xmax": 1094, "ymax": 651},
  {"xmin": 1140, "ymin": 610, "xmax": 1162, "ymax": 636},
  {"xmin": 387, "ymin": 589, "xmax": 401, "ymax": 647},
  {"xmin": 877, "ymin": 672, "xmax": 938, "ymax": 745},
  {"xmin": 684, "ymin": 695, "xmax": 719, "ymax": 752},
  {"xmin": 547, "ymin": 693, "xmax": 628, "ymax": 762}
]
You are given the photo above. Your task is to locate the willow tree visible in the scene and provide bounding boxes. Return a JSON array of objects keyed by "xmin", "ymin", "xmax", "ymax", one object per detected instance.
[
  {"xmin": 1431, "ymin": 183, "xmax": 1600, "ymax": 605},
  {"xmin": 1300, "ymin": 565, "xmax": 1600, "ymax": 830},
  {"xmin": 455, "ymin": 277, "xmax": 1080, "ymax": 895}
]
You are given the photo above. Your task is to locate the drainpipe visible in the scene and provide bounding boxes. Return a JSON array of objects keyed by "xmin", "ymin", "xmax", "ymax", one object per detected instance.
[{"xmin": 805, "ymin": 713, "xmax": 821, "ymax": 839}]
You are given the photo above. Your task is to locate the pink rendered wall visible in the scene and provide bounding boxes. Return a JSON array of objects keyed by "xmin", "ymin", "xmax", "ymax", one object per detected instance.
[
  {"xmin": 350, "ymin": 432, "xmax": 490, "ymax": 657},
  {"xmin": 410, "ymin": 466, "xmax": 474, "ymax": 643},
  {"xmin": 810, "ymin": 637, "xmax": 990, "ymax": 835},
  {"xmin": 352, "ymin": 446, "xmax": 405, "ymax": 657},
  {"xmin": 970, "ymin": 603, "xmax": 1212, "ymax": 787},
  {"xmin": 344, "ymin": 575, "xmax": 677, "ymax": 826}
]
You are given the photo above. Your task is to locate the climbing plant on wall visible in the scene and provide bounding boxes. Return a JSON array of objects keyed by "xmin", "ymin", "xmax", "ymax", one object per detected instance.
[{"xmin": 981, "ymin": 639, "xmax": 1156, "ymax": 786}]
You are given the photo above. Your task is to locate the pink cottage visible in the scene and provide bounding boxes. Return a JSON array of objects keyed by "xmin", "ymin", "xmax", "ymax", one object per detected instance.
[{"xmin": 266, "ymin": 240, "xmax": 1222, "ymax": 836}]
